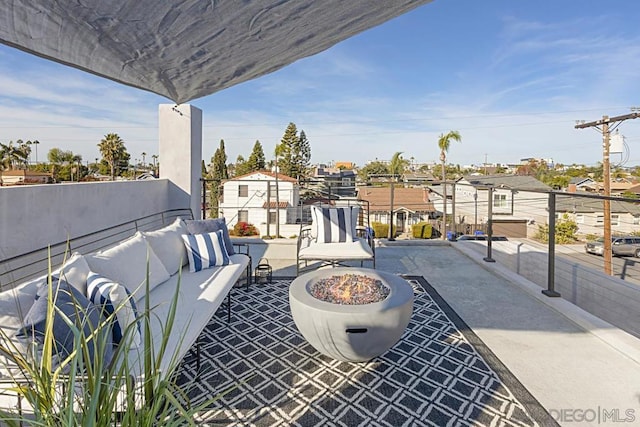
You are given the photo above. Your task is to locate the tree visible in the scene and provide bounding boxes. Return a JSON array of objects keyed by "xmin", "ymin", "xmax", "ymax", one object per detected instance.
[
  {"xmin": 277, "ymin": 123, "xmax": 311, "ymax": 180},
  {"xmin": 209, "ymin": 140, "xmax": 229, "ymax": 218},
  {"xmin": 388, "ymin": 152, "xmax": 408, "ymax": 177},
  {"xmin": 234, "ymin": 155, "xmax": 250, "ymax": 176},
  {"xmin": 0, "ymin": 141, "xmax": 29, "ymax": 170},
  {"xmin": 437, "ymin": 131, "xmax": 462, "ymax": 238},
  {"xmin": 358, "ymin": 161, "xmax": 389, "ymax": 182},
  {"xmin": 98, "ymin": 133, "xmax": 127, "ymax": 181},
  {"xmin": 246, "ymin": 140, "xmax": 266, "ymax": 172}
]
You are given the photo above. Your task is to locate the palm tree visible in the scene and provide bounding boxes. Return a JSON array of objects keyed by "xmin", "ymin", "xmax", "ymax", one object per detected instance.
[
  {"xmin": 437, "ymin": 131, "xmax": 462, "ymax": 239},
  {"xmin": 141, "ymin": 152, "xmax": 147, "ymax": 169},
  {"xmin": 98, "ymin": 133, "xmax": 126, "ymax": 181}
]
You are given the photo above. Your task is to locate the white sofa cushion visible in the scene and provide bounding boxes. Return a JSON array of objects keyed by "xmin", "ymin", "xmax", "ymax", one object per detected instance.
[
  {"xmin": 142, "ymin": 218, "xmax": 188, "ymax": 276},
  {"xmin": 87, "ymin": 272, "xmax": 141, "ymax": 348},
  {"xmin": 86, "ymin": 232, "xmax": 171, "ymax": 302},
  {"xmin": 181, "ymin": 230, "xmax": 232, "ymax": 273},
  {"xmin": 125, "ymin": 253, "xmax": 250, "ymax": 377},
  {"xmin": 53, "ymin": 252, "xmax": 91, "ymax": 296}
]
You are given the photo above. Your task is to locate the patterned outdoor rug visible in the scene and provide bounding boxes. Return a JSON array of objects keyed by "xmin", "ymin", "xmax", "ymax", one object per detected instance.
[{"xmin": 176, "ymin": 277, "xmax": 557, "ymax": 426}]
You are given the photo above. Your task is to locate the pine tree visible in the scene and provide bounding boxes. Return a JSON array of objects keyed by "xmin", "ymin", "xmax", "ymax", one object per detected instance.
[
  {"xmin": 277, "ymin": 123, "xmax": 311, "ymax": 180},
  {"xmin": 247, "ymin": 140, "xmax": 266, "ymax": 172},
  {"xmin": 209, "ymin": 139, "xmax": 229, "ymax": 218},
  {"xmin": 295, "ymin": 130, "xmax": 311, "ymax": 179}
]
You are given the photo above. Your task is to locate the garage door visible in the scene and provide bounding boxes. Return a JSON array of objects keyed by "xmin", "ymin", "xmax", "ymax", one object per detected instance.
[{"xmin": 493, "ymin": 220, "xmax": 527, "ymax": 238}]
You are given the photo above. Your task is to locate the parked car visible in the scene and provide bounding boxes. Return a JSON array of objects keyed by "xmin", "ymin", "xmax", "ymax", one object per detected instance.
[
  {"xmin": 455, "ymin": 234, "xmax": 508, "ymax": 242},
  {"xmin": 585, "ymin": 236, "xmax": 640, "ymax": 257}
]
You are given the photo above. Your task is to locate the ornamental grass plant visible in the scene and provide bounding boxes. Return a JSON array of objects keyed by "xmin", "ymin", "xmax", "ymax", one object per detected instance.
[{"xmin": 0, "ymin": 250, "xmax": 218, "ymax": 426}]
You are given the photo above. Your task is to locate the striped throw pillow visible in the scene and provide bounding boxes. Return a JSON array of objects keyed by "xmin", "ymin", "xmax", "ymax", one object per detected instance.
[
  {"xmin": 181, "ymin": 230, "xmax": 232, "ymax": 273},
  {"xmin": 311, "ymin": 206, "xmax": 359, "ymax": 243},
  {"xmin": 87, "ymin": 272, "xmax": 141, "ymax": 348}
]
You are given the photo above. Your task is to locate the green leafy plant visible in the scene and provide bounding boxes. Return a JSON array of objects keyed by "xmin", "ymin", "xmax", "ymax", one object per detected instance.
[
  {"xmin": 0, "ymin": 251, "xmax": 219, "ymax": 426},
  {"xmin": 411, "ymin": 222, "xmax": 433, "ymax": 239},
  {"xmin": 535, "ymin": 214, "xmax": 578, "ymax": 244},
  {"xmin": 371, "ymin": 222, "xmax": 396, "ymax": 239}
]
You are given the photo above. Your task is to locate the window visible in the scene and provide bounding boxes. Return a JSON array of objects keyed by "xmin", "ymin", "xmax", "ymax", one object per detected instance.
[
  {"xmin": 238, "ymin": 210, "xmax": 248, "ymax": 223},
  {"xmin": 238, "ymin": 185, "xmax": 248, "ymax": 197},
  {"xmin": 575, "ymin": 214, "xmax": 584, "ymax": 224},
  {"xmin": 611, "ymin": 214, "xmax": 620, "ymax": 226},
  {"xmin": 493, "ymin": 194, "xmax": 507, "ymax": 208},
  {"xmin": 269, "ymin": 183, "xmax": 277, "ymax": 200},
  {"xmin": 634, "ymin": 215, "xmax": 640, "ymax": 225},
  {"xmin": 596, "ymin": 214, "xmax": 604, "ymax": 225},
  {"xmin": 269, "ymin": 211, "xmax": 277, "ymax": 224}
]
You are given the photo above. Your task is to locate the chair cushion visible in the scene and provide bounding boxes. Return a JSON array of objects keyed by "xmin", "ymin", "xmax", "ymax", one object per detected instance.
[
  {"xmin": 311, "ymin": 206, "xmax": 359, "ymax": 243},
  {"xmin": 181, "ymin": 230, "xmax": 232, "ymax": 272},
  {"xmin": 85, "ymin": 232, "xmax": 171, "ymax": 302},
  {"xmin": 16, "ymin": 277, "xmax": 113, "ymax": 370},
  {"xmin": 87, "ymin": 272, "xmax": 141, "ymax": 348},
  {"xmin": 184, "ymin": 218, "xmax": 235, "ymax": 255},
  {"xmin": 142, "ymin": 218, "xmax": 189, "ymax": 275}
]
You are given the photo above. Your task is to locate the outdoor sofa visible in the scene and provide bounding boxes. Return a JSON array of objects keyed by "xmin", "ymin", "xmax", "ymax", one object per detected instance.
[{"xmin": 0, "ymin": 212, "xmax": 250, "ymax": 413}]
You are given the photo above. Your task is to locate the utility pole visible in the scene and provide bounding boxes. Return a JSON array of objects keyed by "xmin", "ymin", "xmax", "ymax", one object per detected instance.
[{"xmin": 575, "ymin": 111, "xmax": 640, "ymax": 276}]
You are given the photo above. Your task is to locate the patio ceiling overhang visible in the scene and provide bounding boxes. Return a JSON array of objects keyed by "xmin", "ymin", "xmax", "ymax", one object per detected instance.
[{"xmin": 0, "ymin": 0, "xmax": 432, "ymax": 104}]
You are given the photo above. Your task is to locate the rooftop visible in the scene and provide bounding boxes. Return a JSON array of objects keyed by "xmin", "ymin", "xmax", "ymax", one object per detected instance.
[{"xmin": 186, "ymin": 238, "xmax": 640, "ymax": 425}]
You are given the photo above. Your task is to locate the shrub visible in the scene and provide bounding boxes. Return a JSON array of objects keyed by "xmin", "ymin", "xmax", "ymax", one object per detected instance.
[
  {"xmin": 535, "ymin": 213, "xmax": 578, "ymax": 244},
  {"xmin": 231, "ymin": 221, "xmax": 259, "ymax": 236},
  {"xmin": 412, "ymin": 222, "xmax": 433, "ymax": 239},
  {"xmin": 371, "ymin": 222, "xmax": 396, "ymax": 239}
]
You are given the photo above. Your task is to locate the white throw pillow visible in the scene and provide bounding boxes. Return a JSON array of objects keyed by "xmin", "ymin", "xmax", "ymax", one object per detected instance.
[
  {"xmin": 181, "ymin": 230, "xmax": 232, "ymax": 273},
  {"xmin": 86, "ymin": 232, "xmax": 171, "ymax": 302},
  {"xmin": 311, "ymin": 206, "xmax": 359, "ymax": 243},
  {"xmin": 42, "ymin": 252, "xmax": 91, "ymax": 296},
  {"xmin": 142, "ymin": 218, "xmax": 188, "ymax": 276},
  {"xmin": 87, "ymin": 272, "xmax": 141, "ymax": 348}
]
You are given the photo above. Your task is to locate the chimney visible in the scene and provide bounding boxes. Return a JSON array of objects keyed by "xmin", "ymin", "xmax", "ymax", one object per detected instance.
[{"xmin": 568, "ymin": 183, "xmax": 577, "ymax": 193}]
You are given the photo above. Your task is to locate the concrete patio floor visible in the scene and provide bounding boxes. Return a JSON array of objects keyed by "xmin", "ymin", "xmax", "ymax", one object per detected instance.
[{"xmin": 241, "ymin": 238, "xmax": 640, "ymax": 426}]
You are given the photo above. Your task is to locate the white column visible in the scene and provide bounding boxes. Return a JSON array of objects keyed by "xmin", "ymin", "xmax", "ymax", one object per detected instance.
[{"xmin": 159, "ymin": 104, "xmax": 203, "ymax": 219}]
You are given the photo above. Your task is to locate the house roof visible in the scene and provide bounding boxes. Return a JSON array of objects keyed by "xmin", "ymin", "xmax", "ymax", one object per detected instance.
[
  {"xmin": 262, "ymin": 201, "xmax": 290, "ymax": 209},
  {"xmin": 0, "ymin": 1, "xmax": 431, "ymax": 103},
  {"xmin": 462, "ymin": 175, "xmax": 551, "ymax": 191},
  {"xmin": 1, "ymin": 170, "xmax": 52, "ymax": 177},
  {"xmin": 229, "ymin": 170, "xmax": 297, "ymax": 183},
  {"xmin": 357, "ymin": 186, "xmax": 435, "ymax": 213},
  {"xmin": 556, "ymin": 196, "xmax": 640, "ymax": 215}
]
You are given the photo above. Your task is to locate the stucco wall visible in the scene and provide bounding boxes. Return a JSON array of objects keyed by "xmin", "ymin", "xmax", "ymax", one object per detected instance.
[{"xmin": 0, "ymin": 180, "xmax": 174, "ymax": 260}]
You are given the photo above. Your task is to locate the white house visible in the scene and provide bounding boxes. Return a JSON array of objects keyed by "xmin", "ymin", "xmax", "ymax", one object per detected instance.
[
  {"xmin": 219, "ymin": 171, "xmax": 300, "ymax": 237},
  {"xmin": 453, "ymin": 175, "xmax": 551, "ymax": 238}
]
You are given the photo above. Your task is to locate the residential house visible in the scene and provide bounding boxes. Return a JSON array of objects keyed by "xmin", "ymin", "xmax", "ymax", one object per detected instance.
[
  {"xmin": 556, "ymin": 196, "xmax": 640, "ymax": 236},
  {"xmin": 453, "ymin": 175, "xmax": 551, "ymax": 238},
  {"xmin": 402, "ymin": 172, "xmax": 436, "ymax": 187},
  {"xmin": 357, "ymin": 186, "xmax": 436, "ymax": 234},
  {"xmin": 308, "ymin": 165, "xmax": 357, "ymax": 198},
  {"xmin": 0, "ymin": 170, "xmax": 54, "ymax": 186},
  {"xmin": 219, "ymin": 170, "xmax": 300, "ymax": 237}
]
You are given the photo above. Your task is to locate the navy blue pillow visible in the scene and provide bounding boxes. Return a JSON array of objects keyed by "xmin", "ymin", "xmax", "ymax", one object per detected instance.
[
  {"xmin": 185, "ymin": 218, "xmax": 235, "ymax": 255},
  {"xmin": 17, "ymin": 277, "xmax": 113, "ymax": 370}
]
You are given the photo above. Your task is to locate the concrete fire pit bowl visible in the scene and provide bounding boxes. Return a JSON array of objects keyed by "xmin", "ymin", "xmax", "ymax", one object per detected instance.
[{"xmin": 289, "ymin": 267, "xmax": 413, "ymax": 362}]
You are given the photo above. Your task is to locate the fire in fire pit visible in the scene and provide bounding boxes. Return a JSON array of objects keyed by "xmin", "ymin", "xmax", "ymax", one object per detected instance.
[{"xmin": 309, "ymin": 274, "xmax": 389, "ymax": 305}]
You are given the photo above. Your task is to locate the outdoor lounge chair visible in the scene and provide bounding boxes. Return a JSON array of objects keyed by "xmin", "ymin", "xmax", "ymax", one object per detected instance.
[{"xmin": 296, "ymin": 203, "xmax": 375, "ymax": 275}]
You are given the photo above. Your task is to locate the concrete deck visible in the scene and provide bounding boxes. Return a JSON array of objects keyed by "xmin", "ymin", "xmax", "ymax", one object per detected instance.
[{"xmin": 241, "ymin": 238, "xmax": 640, "ymax": 427}]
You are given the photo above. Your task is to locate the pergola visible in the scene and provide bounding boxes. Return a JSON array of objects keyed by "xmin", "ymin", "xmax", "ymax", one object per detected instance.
[{"xmin": 0, "ymin": 1, "xmax": 432, "ymax": 104}]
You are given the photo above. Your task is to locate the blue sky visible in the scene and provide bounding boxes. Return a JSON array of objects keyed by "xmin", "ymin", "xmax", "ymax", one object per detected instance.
[{"xmin": 1, "ymin": 0, "xmax": 640, "ymax": 169}]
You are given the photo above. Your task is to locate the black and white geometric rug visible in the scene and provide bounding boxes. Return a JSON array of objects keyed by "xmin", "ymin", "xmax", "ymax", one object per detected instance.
[{"xmin": 176, "ymin": 277, "xmax": 558, "ymax": 426}]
